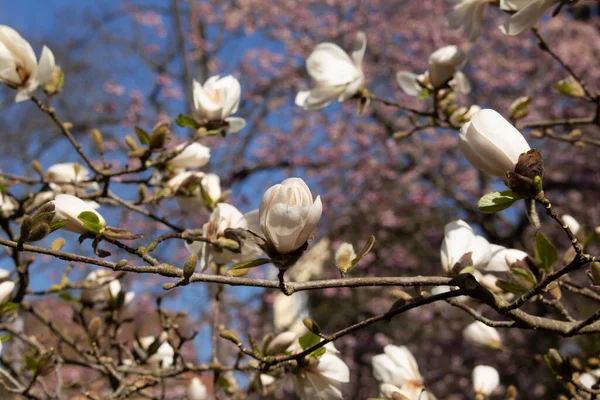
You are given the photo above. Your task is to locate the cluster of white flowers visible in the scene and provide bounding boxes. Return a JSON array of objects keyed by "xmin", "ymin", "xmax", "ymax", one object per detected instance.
[
  {"xmin": 449, "ymin": 0, "xmax": 560, "ymax": 41},
  {"xmin": 80, "ymin": 270, "xmax": 135, "ymax": 309},
  {"xmin": 186, "ymin": 177, "xmax": 322, "ymax": 271}
]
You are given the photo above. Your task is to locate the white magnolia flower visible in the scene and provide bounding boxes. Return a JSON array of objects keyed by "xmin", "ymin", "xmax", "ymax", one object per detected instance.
[
  {"xmin": 274, "ymin": 291, "xmax": 310, "ymax": 335},
  {"xmin": 135, "ymin": 335, "xmax": 174, "ymax": 368},
  {"xmin": 397, "ymin": 45, "xmax": 469, "ymax": 96},
  {"xmin": 380, "ymin": 383, "xmax": 436, "ymax": 400},
  {"xmin": 459, "ymin": 109, "xmax": 531, "ymax": 177},
  {"xmin": 0, "ymin": 25, "xmax": 55, "ymax": 101},
  {"xmin": 292, "ymin": 350, "xmax": 350, "ymax": 399},
  {"xmin": 50, "ymin": 194, "xmax": 106, "ymax": 235},
  {"xmin": 260, "ymin": 373, "xmax": 277, "ymax": 387},
  {"xmin": 485, "ymin": 244, "xmax": 529, "ymax": 272},
  {"xmin": 473, "ymin": 365, "xmax": 500, "ymax": 396},
  {"xmin": 562, "ymin": 214, "xmax": 581, "ymax": 236},
  {"xmin": 107, "ymin": 279, "xmax": 135, "ymax": 308},
  {"xmin": 265, "ymin": 331, "xmax": 298, "ymax": 355},
  {"xmin": 188, "ymin": 377, "xmax": 208, "ymax": 400},
  {"xmin": 193, "ymin": 75, "xmax": 246, "ymax": 133},
  {"xmin": 441, "ymin": 220, "xmax": 492, "ymax": 273},
  {"xmin": 579, "ymin": 369, "xmax": 600, "ymax": 391},
  {"xmin": 167, "ymin": 143, "xmax": 211, "ymax": 169},
  {"xmin": 448, "ymin": 0, "xmax": 495, "ymax": 41},
  {"xmin": 463, "ymin": 321, "xmax": 503, "ymax": 349},
  {"xmin": 0, "ymin": 192, "xmax": 17, "ymax": 218},
  {"xmin": 45, "ymin": 163, "xmax": 97, "ymax": 193},
  {"xmin": 185, "ymin": 203, "xmax": 262, "ymax": 271},
  {"xmin": 501, "ymin": 0, "xmax": 558, "ymax": 36},
  {"xmin": 372, "ymin": 345, "xmax": 425, "ymax": 393},
  {"xmin": 0, "ymin": 281, "xmax": 14, "ymax": 305},
  {"xmin": 201, "ymin": 173, "xmax": 222, "ymax": 204},
  {"xmin": 258, "ymin": 177, "xmax": 322, "ymax": 254},
  {"xmin": 167, "ymin": 171, "xmax": 205, "ymax": 212},
  {"xmin": 295, "ymin": 31, "xmax": 366, "ymax": 111},
  {"xmin": 80, "ymin": 270, "xmax": 113, "ymax": 305}
]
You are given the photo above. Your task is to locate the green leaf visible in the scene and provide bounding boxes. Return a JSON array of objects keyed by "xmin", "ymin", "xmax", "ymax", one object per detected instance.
[
  {"xmin": 495, "ymin": 279, "xmax": 528, "ymax": 295},
  {"xmin": 49, "ymin": 219, "xmax": 68, "ymax": 233},
  {"xmin": 2, "ymin": 302, "xmax": 18, "ymax": 314},
  {"xmin": 134, "ymin": 126, "xmax": 151, "ymax": 146},
  {"xmin": 0, "ymin": 334, "xmax": 11, "ymax": 343},
  {"xmin": 77, "ymin": 211, "xmax": 104, "ymax": 235},
  {"xmin": 298, "ymin": 332, "xmax": 320, "ymax": 351},
  {"xmin": 24, "ymin": 355, "xmax": 38, "ymax": 372},
  {"xmin": 57, "ymin": 70, "xmax": 65, "ymax": 90},
  {"xmin": 511, "ymin": 267, "xmax": 536, "ymax": 287},
  {"xmin": 552, "ymin": 77, "xmax": 585, "ymax": 98},
  {"xmin": 58, "ymin": 291, "xmax": 77, "ymax": 303},
  {"xmin": 308, "ymin": 346, "xmax": 326, "ymax": 358},
  {"xmin": 351, "ymin": 235, "xmax": 375, "ymax": 267},
  {"xmin": 175, "ymin": 114, "xmax": 201, "ymax": 129},
  {"xmin": 535, "ymin": 232, "xmax": 558, "ymax": 272},
  {"xmin": 418, "ymin": 87, "xmax": 432, "ymax": 100},
  {"xmin": 229, "ymin": 258, "xmax": 270, "ymax": 271},
  {"xmin": 477, "ymin": 190, "xmax": 522, "ymax": 213}
]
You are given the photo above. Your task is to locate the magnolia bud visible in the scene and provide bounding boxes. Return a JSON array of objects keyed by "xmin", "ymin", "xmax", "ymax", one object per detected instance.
[
  {"xmin": 183, "ymin": 254, "xmax": 198, "ymax": 280},
  {"xmin": 335, "ymin": 243, "xmax": 356, "ymax": 276},
  {"xmin": 219, "ymin": 330, "xmax": 241, "ymax": 345},
  {"xmin": 31, "ymin": 160, "xmax": 43, "ymax": 176},
  {"xmin": 586, "ymin": 262, "xmax": 600, "ymax": 286},
  {"xmin": 125, "ymin": 135, "xmax": 138, "ymax": 151},
  {"xmin": 92, "ymin": 129, "xmax": 104, "ymax": 153},
  {"xmin": 508, "ymin": 96, "xmax": 531, "ymax": 120},
  {"xmin": 302, "ymin": 317, "xmax": 322, "ymax": 336},
  {"xmin": 88, "ymin": 317, "xmax": 102, "ymax": 339}
]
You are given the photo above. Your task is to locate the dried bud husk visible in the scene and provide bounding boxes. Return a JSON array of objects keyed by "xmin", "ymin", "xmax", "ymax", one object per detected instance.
[
  {"xmin": 19, "ymin": 216, "xmax": 32, "ymax": 243},
  {"xmin": 138, "ymin": 184, "xmax": 148, "ymax": 203},
  {"xmin": 391, "ymin": 393, "xmax": 411, "ymax": 400},
  {"xmin": 183, "ymin": 254, "xmax": 198, "ymax": 280},
  {"xmin": 88, "ymin": 317, "xmax": 102, "ymax": 339},
  {"xmin": 507, "ymin": 149, "xmax": 544, "ymax": 197},
  {"xmin": 51, "ymin": 238, "xmax": 65, "ymax": 251},
  {"xmin": 92, "ymin": 129, "xmax": 104, "ymax": 153},
  {"xmin": 63, "ymin": 122, "xmax": 73, "ymax": 130},
  {"xmin": 31, "ymin": 160, "xmax": 43, "ymax": 176},
  {"xmin": 162, "ymin": 282, "xmax": 177, "ymax": 290},
  {"xmin": 219, "ymin": 330, "xmax": 241, "ymax": 345},
  {"xmin": 149, "ymin": 120, "xmax": 171, "ymax": 150},
  {"xmin": 302, "ymin": 317, "xmax": 322, "ymax": 336},
  {"xmin": 27, "ymin": 223, "xmax": 51, "ymax": 242},
  {"xmin": 586, "ymin": 262, "xmax": 600, "ymax": 286}
]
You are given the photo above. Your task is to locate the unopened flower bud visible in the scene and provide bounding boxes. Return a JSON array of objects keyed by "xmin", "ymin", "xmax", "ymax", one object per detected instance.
[
  {"xmin": 183, "ymin": 253, "xmax": 198, "ymax": 280},
  {"xmin": 219, "ymin": 330, "xmax": 241, "ymax": 345},
  {"xmin": 302, "ymin": 317, "xmax": 322, "ymax": 336},
  {"xmin": 335, "ymin": 242, "xmax": 356, "ymax": 276},
  {"xmin": 92, "ymin": 129, "xmax": 104, "ymax": 153},
  {"xmin": 587, "ymin": 262, "xmax": 600, "ymax": 286}
]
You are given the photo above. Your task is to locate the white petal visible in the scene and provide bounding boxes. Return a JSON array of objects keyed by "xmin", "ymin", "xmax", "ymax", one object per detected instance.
[
  {"xmin": 0, "ymin": 281, "xmax": 14, "ymax": 304},
  {"xmin": 384, "ymin": 345, "xmax": 422, "ymax": 382},
  {"xmin": 562, "ymin": 214, "xmax": 581, "ymax": 235},
  {"xmin": 296, "ymin": 86, "xmax": 345, "ymax": 111},
  {"xmin": 501, "ymin": 0, "xmax": 557, "ymax": 36},
  {"xmin": 473, "ymin": 365, "xmax": 500, "ymax": 395},
  {"xmin": 306, "ymin": 43, "xmax": 360, "ymax": 86},
  {"xmin": 350, "ymin": 31, "xmax": 367, "ymax": 67},
  {"xmin": 450, "ymin": 71, "xmax": 471, "ymax": 94},
  {"xmin": 225, "ymin": 116, "xmax": 246, "ymax": 133},
  {"xmin": 37, "ymin": 46, "xmax": 55, "ymax": 85},
  {"xmin": 188, "ymin": 377, "xmax": 208, "ymax": 400},
  {"xmin": 396, "ymin": 71, "xmax": 421, "ymax": 96}
]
